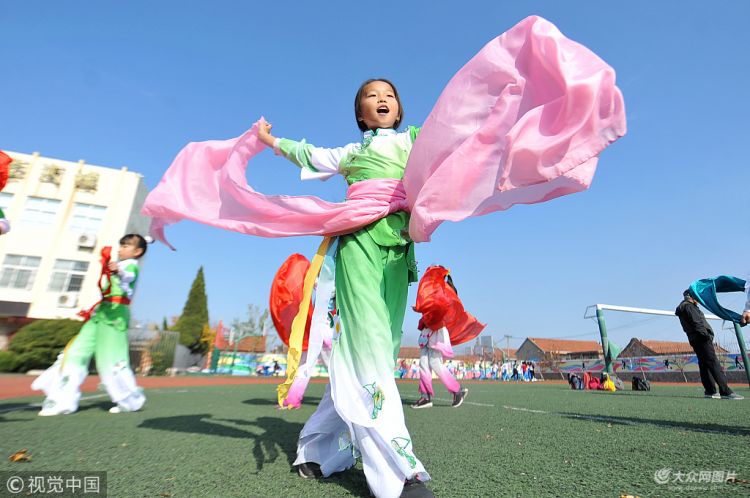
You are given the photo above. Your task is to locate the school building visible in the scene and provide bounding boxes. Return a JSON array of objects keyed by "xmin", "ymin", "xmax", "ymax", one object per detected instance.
[{"xmin": 0, "ymin": 150, "xmax": 149, "ymax": 349}]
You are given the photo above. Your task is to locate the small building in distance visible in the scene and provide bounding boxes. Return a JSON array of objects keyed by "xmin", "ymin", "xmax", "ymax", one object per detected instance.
[
  {"xmin": 619, "ymin": 338, "xmax": 728, "ymax": 357},
  {"xmin": 515, "ymin": 337, "xmax": 603, "ymax": 362}
]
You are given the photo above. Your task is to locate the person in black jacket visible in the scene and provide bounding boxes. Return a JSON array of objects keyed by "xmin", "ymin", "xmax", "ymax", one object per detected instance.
[{"xmin": 675, "ymin": 289, "xmax": 743, "ymax": 400}]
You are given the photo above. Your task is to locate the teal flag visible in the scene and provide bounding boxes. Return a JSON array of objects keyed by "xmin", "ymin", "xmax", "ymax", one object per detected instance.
[
  {"xmin": 689, "ymin": 275, "xmax": 746, "ymax": 325},
  {"xmin": 607, "ymin": 340, "xmax": 621, "ymax": 361}
]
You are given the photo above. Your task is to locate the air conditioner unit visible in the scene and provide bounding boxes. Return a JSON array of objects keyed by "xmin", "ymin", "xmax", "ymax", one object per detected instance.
[
  {"xmin": 78, "ymin": 233, "xmax": 97, "ymax": 248},
  {"xmin": 57, "ymin": 292, "xmax": 79, "ymax": 308}
]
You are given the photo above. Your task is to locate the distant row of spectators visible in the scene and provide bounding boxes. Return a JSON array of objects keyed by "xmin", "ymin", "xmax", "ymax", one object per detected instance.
[{"xmin": 396, "ymin": 360, "xmax": 537, "ymax": 381}]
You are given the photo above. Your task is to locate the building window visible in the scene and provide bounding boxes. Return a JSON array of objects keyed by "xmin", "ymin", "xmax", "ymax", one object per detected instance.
[
  {"xmin": 0, "ymin": 192, "xmax": 12, "ymax": 212},
  {"xmin": 0, "ymin": 254, "xmax": 42, "ymax": 290},
  {"xmin": 20, "ymin": 197, "xmax": 61, "ymax": 226},
  {"xmin": 69, "ymin": 203, "xmax": 106, "ymax": 233},
  {"xmin": 48, "ymin": 259, "xmax": 89, "ymax": 292}
]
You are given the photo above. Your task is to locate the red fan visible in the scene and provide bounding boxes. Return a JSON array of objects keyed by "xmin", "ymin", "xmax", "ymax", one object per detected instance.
[
  {"xmin": 413, "ymin": 265, "xmax": 486, "ymax": 346},
  {"xmin": 269, "ymin": 253, "xmax": 313, "ymax": 351},
  {"xmin": 0, "ymin": 151, "xmax": 11, "ymax": 191}
]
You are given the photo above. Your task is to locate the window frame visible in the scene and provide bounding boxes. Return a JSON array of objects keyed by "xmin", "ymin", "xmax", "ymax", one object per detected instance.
[
  {"xmin": 0, "ymin": 254, "xmax": 42, "ymax": 291},
  {"xmin": 19, "ymin": 196, "xmax": 62, "ymax": 226},
  {"xmin": 48, "ymin": 259, "xmax": 90, "ymax": 293},
  {"xmin": 68, "ymin": 202, "xmax": 107, "ymax": 233}
]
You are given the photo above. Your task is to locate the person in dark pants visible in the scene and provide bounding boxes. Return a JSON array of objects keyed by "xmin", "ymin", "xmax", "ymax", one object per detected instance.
[{"xmin": 675, "ymin": 289, "xmax": 743, "ymax": 400}]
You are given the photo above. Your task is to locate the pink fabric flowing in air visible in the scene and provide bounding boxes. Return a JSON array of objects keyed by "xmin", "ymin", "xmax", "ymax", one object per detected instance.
[
  {"xmin": 403, "ymin": 15, "xmax": 626, "ymax": 241},
  {"xmin": 142, "ymin": 15, "xmax": 626, "ymax": 247}
]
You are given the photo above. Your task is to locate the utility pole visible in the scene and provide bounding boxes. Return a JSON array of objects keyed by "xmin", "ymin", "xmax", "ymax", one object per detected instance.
[
  {"xmin": 503, "ymin": 334, "xmax": 512, "ymax": 362},
  {"xmin": 229, "ymin": 327, "xmax": 238, "ymax": 376}
]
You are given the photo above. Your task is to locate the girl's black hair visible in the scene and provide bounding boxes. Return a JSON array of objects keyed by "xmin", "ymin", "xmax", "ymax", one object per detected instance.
[
  {"xmin": 354, "ymin": 78, "xmax": 404, "ymax": 132},
  {"xmin": 120, "ymin": 234, "xmax": 148, "ymax": 258},
  {"xmin": 445, "ymin": 274, "xmax": 458, "ymax": 295}
]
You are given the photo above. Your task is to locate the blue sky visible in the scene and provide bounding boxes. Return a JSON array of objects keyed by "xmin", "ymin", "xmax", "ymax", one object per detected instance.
[{"xmin": 2, "ymin": 1, "xmax": 749, "ymax": 351}]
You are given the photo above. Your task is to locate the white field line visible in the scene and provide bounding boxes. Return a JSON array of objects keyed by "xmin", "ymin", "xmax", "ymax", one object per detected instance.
[
  {"xmin": 6, "ymin": 390, "xmax": 738, "ymax": 437},
  {"xmin": 559, "ymin": 412, "xmax": 744, "ymax": 436},
  {"xmin": 500, "ymin": 404, "xmax": 742, "ymax": 437},
  {"xmin": 501, "ymin": 404, "xmax": 546, "ymax": 414},
  {"xmin": 432, "ymin": 397, "xmax": 496, "ymax": 407},
  {"xmin": 0, "ymin": 388, "xmax": 195, "ymax": 414},
  {"xmin": 431, "ymin": 399, "xmax": 742, "ymax": 437},
  {"xmin": 0, "ymin": 393, "xmax": 110, "ymax": 414}
]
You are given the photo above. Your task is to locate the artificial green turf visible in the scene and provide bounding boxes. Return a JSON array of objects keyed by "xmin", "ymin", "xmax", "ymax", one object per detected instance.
[{"xmin": 1, "ymin": 382, "xmax": 748, "ymax": 497}]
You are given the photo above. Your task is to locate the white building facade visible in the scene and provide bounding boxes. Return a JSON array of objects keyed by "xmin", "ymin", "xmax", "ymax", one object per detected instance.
[{"xmin": 0, "ymin": 150, "xmax": 150, "ymax": 348}]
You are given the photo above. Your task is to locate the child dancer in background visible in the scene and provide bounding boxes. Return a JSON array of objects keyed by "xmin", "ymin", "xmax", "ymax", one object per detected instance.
[
  {"xmin": 411, "ymin": 266, "xmax": 484, "ymax": 409},
  {"xmin": 32, "ymin": 235, "xmax": 149, "ymax": 415},
  {"xmin": 409, "ymin": 360, "xmax": 419, "ymax": 380}
]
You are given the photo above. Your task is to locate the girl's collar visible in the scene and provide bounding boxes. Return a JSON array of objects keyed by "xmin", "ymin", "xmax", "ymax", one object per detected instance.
[{"xmin": 363, "ymin": 128, "xmax": 397, "ymax": 140}]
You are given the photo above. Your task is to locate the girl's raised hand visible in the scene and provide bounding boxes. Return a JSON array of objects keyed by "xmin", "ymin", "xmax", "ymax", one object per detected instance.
[{"xmin": 258, "ymin": 121, "xmax": 276, "ymax": 147}]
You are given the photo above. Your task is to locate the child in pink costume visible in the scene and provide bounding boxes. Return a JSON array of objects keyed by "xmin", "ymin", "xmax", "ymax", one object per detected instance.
[{"xmin": 411, "ymin": 266, "xmax": 485, "ymax": 409}]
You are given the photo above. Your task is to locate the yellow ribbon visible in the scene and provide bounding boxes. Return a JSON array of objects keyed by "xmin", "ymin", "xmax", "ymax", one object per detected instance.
[
  {"xmin": 59, "ymin": 338, "xmax": 75, "ymax": 371},
  {"xmin": 277, "ymin": 237, "xmax": 331, "ymax": 408}
]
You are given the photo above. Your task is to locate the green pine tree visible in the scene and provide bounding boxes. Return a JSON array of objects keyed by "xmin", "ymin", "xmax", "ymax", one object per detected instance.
[
  {"xmin": 175, "ymin": 267, "xmax": 209, "ymax": 354},
  {"xmin": 162, "ymin": 317, "xmax": 169, "ymax": 331}
]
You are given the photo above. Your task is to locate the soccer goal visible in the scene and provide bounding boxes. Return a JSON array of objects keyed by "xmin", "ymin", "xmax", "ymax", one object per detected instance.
[{"xmin": 584, "ymin": 303, "xmax": 750, "ymax": 387}]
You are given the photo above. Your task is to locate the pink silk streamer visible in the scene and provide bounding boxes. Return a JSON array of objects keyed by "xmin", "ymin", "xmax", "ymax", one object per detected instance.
[
  {"xmin": 142, "ymin": 123, "xmax": 407, "ymax": 249},
  {"xmin": 142, "ymin": 16, "xmax": 625, "ymax": 247},
  {"xmin": 403, "ymin": 15, "xmax": 626, "ymax": 241}
]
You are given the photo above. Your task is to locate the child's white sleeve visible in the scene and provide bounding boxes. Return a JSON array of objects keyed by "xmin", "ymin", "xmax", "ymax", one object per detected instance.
[
  {"xmin": 117, "ymin": 261, "xmax": 138, "ymax": 286},
  {"xmin": 276, "ymin": 138, "xmax": 356, "ymax": 181},
  {"xmin": 745, "ymin": 282, "xmax": 750, "ymax": 312}
]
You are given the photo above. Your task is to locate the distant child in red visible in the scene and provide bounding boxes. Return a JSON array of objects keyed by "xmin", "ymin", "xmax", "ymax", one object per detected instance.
[{"xmin": 410, "ymin": 266, "xmax": 485, "ymax": 409}]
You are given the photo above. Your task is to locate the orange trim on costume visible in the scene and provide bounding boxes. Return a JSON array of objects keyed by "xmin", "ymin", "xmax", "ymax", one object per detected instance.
[{"xmin": 103, "ymin": 296, "xmax": 131, "ymax": 305}]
